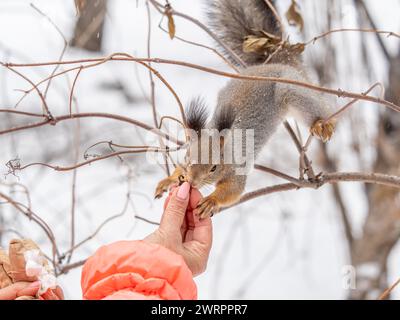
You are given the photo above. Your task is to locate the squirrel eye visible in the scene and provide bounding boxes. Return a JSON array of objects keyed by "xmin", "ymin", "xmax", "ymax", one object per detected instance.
[{"xmin": 210, "ymin": 165, "xmax": 217, "ymax": 172}]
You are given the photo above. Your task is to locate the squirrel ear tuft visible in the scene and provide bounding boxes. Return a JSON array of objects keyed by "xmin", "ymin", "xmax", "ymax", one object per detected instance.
[
  {"xmin": 186, "ymin": 97, "xmax": 209, "ymax": 132},
  {"xmin": 215, "ymin": 106, "xmax": 236, "ymax": 132}
]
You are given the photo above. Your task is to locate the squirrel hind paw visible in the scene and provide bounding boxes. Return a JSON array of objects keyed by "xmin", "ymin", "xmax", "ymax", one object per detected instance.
[{"xmin": 310, "ymin": 119, "xmax": 335, "ymax": 143}]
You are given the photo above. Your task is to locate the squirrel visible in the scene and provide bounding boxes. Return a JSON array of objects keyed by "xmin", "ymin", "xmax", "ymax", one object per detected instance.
[{"xmin": 155, "ymin": 0, "xmax": 336, "ymax": 219}]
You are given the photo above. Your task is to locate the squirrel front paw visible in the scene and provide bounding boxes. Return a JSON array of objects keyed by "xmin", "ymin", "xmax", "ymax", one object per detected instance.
[
  {"xmin": 310, "ymin": 119, "xmax": 335, "ymax": 143},
  {"xmin": 196, "ymin": 196, "xmax": 219, "ymax": 220}
]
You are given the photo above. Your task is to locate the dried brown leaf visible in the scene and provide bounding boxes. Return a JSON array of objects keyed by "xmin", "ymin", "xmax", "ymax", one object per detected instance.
[
  {"xmin": 165, "ymin": 3, "xmax": 175, "ymax": 40},
  {"xmin": 310, "ymin": 119, "xmax": 336, "ymax": 142},
  {"xmin": 243, "ymin": 35, "xmax": 270, "ymax": 53},
  {"xmin": 167, "ymin": 14, "xmax": 176, "ymax": 39},
  {"xmin": 285, "ymin": 0, "xmax": 304, "ymax": 31}
]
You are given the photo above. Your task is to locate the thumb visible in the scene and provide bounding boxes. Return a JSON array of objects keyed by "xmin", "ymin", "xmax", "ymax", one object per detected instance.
[
  {"xmin": 17, "ymin": 281, "xmax": 40, "ymax": 298},
  {"xmin": 160, "ymin": 182, "xmax": 190, "ymax": 234}
]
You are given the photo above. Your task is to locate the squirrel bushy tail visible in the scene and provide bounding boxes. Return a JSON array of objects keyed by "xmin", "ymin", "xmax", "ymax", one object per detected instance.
[
  {"xmin": 207, "ymin": 0, "xmax": 335, "ymax": 144},
  {"xmin": 208, "ymin": 0, "xmax": 287, "ymax": 66}
]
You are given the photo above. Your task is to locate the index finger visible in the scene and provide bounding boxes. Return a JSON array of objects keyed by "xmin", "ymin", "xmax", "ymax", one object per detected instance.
[
  {"xmin": 185, "ymin": 188, "xmax": 203, "ymax": 231},
  {"xmin": 188, "ymin": 189, "xmax": 212, "ymax": 246},
  {"xmin": 159, "ymin": 182, "xmax": 190, "ymax": 234}
]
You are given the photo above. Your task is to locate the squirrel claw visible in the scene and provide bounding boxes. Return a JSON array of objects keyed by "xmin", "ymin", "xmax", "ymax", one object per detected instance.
[
  {"xmin": 154, "ymin": 178, "xmax": 173, "ymax": 199},
  {"xmin": 196, "ymin": 196, "xmax": 219, "ymax": 219},
  {"xmin": 310, "ymin": 119, "xmax": 335, "ymax": 143}
]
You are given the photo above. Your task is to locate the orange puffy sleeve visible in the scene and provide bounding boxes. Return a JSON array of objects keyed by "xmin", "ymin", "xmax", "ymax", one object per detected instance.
[{"xmin": 81, "ymin": 240, "xmax": 197, "ymax": 300}]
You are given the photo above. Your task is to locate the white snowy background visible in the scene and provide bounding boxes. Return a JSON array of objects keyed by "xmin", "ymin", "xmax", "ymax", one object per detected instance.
[{"xmin": 0, "ymin": 0, "xmax": 399, "ymax": 299}]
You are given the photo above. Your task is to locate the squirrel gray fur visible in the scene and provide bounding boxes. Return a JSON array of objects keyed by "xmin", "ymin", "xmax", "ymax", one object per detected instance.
[{"xmin": 155, "ymin": 0, "xmax": 336, "ymax": 218}]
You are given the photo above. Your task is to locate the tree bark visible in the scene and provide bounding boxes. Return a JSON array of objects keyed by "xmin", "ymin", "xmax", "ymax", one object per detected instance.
[
  {"xmin": 349, "ymin": 50, "xmax": 400, "ymax": 300},
  {"xmin": 71, "ymin": 0, "xmax": 107, "ymax": 52}
]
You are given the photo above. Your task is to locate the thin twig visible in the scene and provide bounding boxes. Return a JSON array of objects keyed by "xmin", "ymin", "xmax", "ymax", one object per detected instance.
[
  {"xmin": 0, "ymin": 63, "xmax": 54, "ymax": 120},
  {"xmin": 9, "ymin": 147, "xmax": 181, "ymax": 173},
  {"xmin": 378, "ymin": 277, "xmax": 400, "ymax": 300},
  {"xmin": 0, "ymin": 192, "xmax": 60, "ymax": 267},
  {"xmin": 58, "ymin": 259, "xmax": 87, "ymax": 275},
  {"xmin": 61, "ymin": 194, "xmax": 130, "ymax": 260},
  {"xmin": 325, "ymin": 82, "xmax": 385, "ymax": 123},
  {"xmin": 320, "ymin": 144, "xmax": 353, "ymax": 249},
  {"xmin": 0, "ymin": 111, "xmax": 183, "ymax": 145},
  {"xmin": 0, "ymin": 109, "xmax": 45, "ymax": 117},
  {"xmin": 5, "ymin": 55, "xmax": 400, "ymax": 113},
  {"xmin": 69, "ymin": 66, "xmax": 83, "ymax": 115},
  {"xmin": 158, "ymin": 24, "xmax": 240, "ymax": 73},
  {"xmin": 254, "ymin": 164, "xmax": 310, "ymax": 187},
  {"xmin": 264, "ymin": 0, "xmax": 285, "ymax": 34},
  {"xmin": 146, "ymin": 2, "xmax": 171, "ymax": 176},
  {"xmin": 283, "ymin": 120, "xmax": 316, "ymax": 180},
  {"xmin": 224, "ymin": 172, "xmax": 400, "ymax": 211},
  {"xmin": 3, "ymin": 53, "xmax": 187, "ymax": 124},
  {"xmin": 353, "ymin": 1, "xmax": 392, "ymax": 61},
  {"xmin": 306, "ymin": 28, "xmax": 400, "ymax": 46},
  {"xmin": 135, "ymin": 215, "xmax": 160, "ymax": 226},
  {"xmin": 30, "ymin": 4, "xmax": 68, "ymax": 101},
  {"xmin": 148, "ymin": 0, "xmax": 246, "ymax": 67},
  {"xmin": 66, "ymin": 72, "xmax": 82, "ymax": 263}
]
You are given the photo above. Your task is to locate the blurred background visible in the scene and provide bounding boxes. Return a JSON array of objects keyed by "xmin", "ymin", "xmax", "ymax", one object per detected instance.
[{"xmin": 0, "ymin": 0, "xmax": 399, "ymax": 299}]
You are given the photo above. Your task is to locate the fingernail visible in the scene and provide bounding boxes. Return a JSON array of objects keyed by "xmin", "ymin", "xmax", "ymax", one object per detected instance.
[
  {"xmin": 177, "ymin": 182, "xmax": 190, "ymax": 200},
  {"xmin": 28, "ymin": 281, "xmax": 40, "ymax": 288}
]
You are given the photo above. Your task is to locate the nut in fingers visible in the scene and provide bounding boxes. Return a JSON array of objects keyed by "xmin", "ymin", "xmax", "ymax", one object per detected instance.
[{"xmin": 310, "ymin": 119, "xmax": 335, "ymax": 143}]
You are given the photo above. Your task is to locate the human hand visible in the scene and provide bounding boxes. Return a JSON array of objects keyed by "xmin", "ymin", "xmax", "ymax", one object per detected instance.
[
  {"xmin": 0, "ymin": 281, "xmax": 63, "ymax": 300},
  {"xmin": 0, "ymin": 281, "xmax": 40, "ymax": 300},
  {"xmin": 145, "ymin": 182, "xmax": 213, "ymax": 276},
  {"xmin": 0, "ymin": 238, "xmax": 64, "ymax": 300}
]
